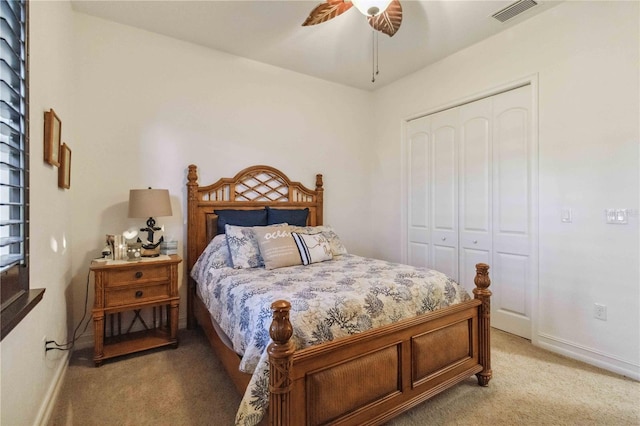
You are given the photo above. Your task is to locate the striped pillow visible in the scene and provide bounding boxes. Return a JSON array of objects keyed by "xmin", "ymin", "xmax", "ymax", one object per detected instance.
[{"xmin": 291, "ymin": 232, "xmax": 333, "ymax": 265}]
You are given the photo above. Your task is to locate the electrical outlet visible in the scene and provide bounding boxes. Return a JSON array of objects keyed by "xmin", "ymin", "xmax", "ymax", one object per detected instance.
[{"xmin": 594, "ymin": 303, "xmax": 607, "ymax": 321}]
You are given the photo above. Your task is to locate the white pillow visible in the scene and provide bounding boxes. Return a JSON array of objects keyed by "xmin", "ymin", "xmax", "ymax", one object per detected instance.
[
  {"xmin": 289, "ymin": 225, "xmax": 348, "ymax": 256},
  {"xmin": 291, "ymin": 232, "xmax": 332, "ymax": 265}
]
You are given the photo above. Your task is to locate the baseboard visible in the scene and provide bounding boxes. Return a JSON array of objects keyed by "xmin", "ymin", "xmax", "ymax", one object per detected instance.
[
  {"xmin": 35, "ymin": 350, "xmax": 71, "ymax": 426},
  {"xmin": 537, "ymin": 332, "xmax": 640, "ymax": 381}
]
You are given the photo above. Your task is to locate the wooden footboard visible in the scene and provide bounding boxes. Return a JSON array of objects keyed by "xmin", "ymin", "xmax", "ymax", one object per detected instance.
[{"xmin": 268, "ymin": 263, "xmax": 492, "ymax": 426}]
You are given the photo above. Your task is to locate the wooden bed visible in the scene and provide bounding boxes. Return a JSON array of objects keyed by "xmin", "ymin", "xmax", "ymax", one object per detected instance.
[{"xmin": 186, "ymin": 164, "xmax": 492, "ymax": 426}]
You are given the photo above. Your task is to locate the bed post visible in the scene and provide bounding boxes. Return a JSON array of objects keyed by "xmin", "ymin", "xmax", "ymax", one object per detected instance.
[
  {"xmin": 315, "ymin": 174, "xmax": 323, "ymax": 226},
  {"xmin": 268, "ymin": 300, "xmax": 295, "ymax": 426},
  {"xmin": 186, "ymin": 164, "xmax": 199, "ymax": 329},
  {"xmin": 473, "ymin": 263, "xmax": 492, "ymax": 386}
]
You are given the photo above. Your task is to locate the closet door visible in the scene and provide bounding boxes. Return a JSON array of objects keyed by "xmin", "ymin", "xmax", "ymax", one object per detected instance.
[
  {"xmin": 429, "ymin": 108, "xmax": 459, "ymax": 280},
  {"xmin": 407, "ymin": 116, "xmax": 431, "ymax": 268},
  {"xmin": 458, "ymin": 98, "xmax": 492, "ymax": 294},
  {"xmin": 491, "ymin": 85, "xmax": 532, "ymax": 338},
  {"xmin": 406, "ymin": 85, "xmax": 534, "ymax": 339}
]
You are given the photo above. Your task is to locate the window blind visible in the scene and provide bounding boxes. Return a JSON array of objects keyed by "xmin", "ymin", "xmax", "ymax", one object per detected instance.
[{"xmin": 0, "ymin": 0, "xmax": 29, "ymax": 308}]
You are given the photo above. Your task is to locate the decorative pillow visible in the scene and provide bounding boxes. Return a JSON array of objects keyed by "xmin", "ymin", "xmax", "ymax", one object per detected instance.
[
  {"xmin": 214, "ymin": 209, "xmax": 267, "ymax": 235},
  {"xmin": 225, "ymin": 224, "xmax": 263, "ymax": 269},
  {"xmin": 266, "ymin": 206, "xmax": 309, "ymax": 227},
  {"xmin": 291, "ymin": 232, "xmax": 332, "ymax": 265},
  {"xmin": 289, "ymin": 225, "xmax": 348, "ymax": 256},
  {"xmin": 191, "ymin": 234, "xmax": 231, "ymax": 283},
  {"xmin": 253, "ymin": 225, "xmax": 302, "ymax": 270}
]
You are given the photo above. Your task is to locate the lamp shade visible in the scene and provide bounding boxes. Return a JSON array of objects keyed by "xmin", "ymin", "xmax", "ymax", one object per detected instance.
[{"xmin": 128, "ymin": 189, "xmax": 173, "ymax": 218}]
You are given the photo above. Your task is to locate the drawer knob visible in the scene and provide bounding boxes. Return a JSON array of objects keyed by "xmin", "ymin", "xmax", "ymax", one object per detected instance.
[
  {"xmin": 135, "ymin": 290, "xmax": 143, "ymax": 298},
  {"xmin": 135, "ymin": 271, "xmax": 143, "ymax": 279}
]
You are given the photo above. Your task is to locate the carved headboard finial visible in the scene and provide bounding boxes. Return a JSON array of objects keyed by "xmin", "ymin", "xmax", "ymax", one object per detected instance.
[{"xmin": 187, "ymin": 164, "xmax": 198, "ymax": 185}]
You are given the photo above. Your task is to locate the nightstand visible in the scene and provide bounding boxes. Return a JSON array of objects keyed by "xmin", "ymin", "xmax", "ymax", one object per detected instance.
[{"xmin": 90, "ymin": 255, "xmax": 182, "ymax": 366}]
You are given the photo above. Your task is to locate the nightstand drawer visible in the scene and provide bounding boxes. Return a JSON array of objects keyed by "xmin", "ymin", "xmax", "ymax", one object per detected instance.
[
  {"xmin": 105, "ymin": 283, "xmax": 170, "ymax": 307},
  {"xmin": 107, "ymin": 264, "xmax": 169, "ymax": 288}
]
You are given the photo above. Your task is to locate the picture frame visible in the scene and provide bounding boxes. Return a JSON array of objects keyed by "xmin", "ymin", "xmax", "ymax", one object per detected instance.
[
  {"xmin": 58, "ymin": 143, "xmax": 71, "ymax": 189},
  {"xmin": 44, "ymin": 109, "xmax": 62, "ymax": 166}
]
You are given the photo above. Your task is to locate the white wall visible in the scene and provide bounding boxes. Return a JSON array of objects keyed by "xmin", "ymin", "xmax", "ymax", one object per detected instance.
[
  {"xmin": 372, "ymin": 1, "xmax": 639, "ymax": 378},
  {"xmin": 69, "ymin": 12, "xmax": 375, "ymax": 344},
  {"xmin": 0, "ymin": 1, "xmax": 76, "ymax": 425}
]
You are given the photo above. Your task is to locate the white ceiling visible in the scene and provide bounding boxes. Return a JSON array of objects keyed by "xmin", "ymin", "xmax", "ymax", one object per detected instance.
[{"xmin": 71, "ymin": 0, "xmax": 561, "ymax": 91}]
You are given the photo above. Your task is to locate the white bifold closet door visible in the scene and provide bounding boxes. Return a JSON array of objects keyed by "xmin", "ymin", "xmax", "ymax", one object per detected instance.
[
  {"xmin": 407, "ymin": 85, "xmax": 533, "ymax": 338},
  {"xmin": 407, "ymin": 107, "xmax": 458, "ymax": 279}
]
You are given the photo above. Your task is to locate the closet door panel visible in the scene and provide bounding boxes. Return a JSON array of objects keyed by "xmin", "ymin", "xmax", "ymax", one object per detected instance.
[
  {"xmin": 495, "ymin": 253, "xmax": 528, "ymax": 314},
  {"xmin": 430, "ymin": 109, "xmax": 458, "ymax": 280},
  {"xmin": 432, "ymin": 126, "xmax": 456, "ymax": 231},
  {"xmin": 492, "ymin": 85, "xmax": 532, "ymax": 338},
  {"xmin": 409, "ymin": 243, "xmax": 429, "ymax": 268},
  {"xmin": 433, "ymin": 245, "xmax": 457, "ymax": 279},
  {"xmin": 407, "ymin": 116, "xmax": 431, "ymax": 268},
  {"xmin": 495, "ymin": 109, "xmax": 529, "ymax": 236},
  {"xmin": 493, "ymin": 252, "xmax": 530, "ymax": 337},
  {"xmin": 458, "ymin": 98, "xmax": 492, "ymax": 291}
]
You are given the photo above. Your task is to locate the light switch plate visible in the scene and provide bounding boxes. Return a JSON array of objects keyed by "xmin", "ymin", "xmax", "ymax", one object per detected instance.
[{"xmin": 606, "ymin": 209, "xmax": 628, "ymax": 224}]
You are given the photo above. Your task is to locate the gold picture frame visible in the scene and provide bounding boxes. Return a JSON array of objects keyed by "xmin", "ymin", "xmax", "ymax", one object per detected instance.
[
  {"xmin": 58, "ymin": 143, "xmax": 71, "ymax": 189},
  {"xmin": 44, "ymin": 109, "xmax": 62, "ymax": 166}
]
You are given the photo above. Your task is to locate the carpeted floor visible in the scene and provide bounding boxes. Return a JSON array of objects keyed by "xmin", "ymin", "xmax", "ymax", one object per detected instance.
[{"xmin": 48, "ymin": 328, "xmax": 640, "ymax": 426}]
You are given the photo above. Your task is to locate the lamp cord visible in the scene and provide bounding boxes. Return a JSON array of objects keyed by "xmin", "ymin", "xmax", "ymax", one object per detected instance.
[{"xmin": 45, "ymin": 269, "xmax": 93, "ymax": 352}]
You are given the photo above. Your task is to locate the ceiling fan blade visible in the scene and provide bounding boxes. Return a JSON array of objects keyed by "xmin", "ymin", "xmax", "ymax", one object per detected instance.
[
  {"xmin": 368, "ymin": 0, "xmax": 402, "ymax": 37},
  {"xmin": 302, "ymin": 0, "xmax": 353, "ymax": 26}
]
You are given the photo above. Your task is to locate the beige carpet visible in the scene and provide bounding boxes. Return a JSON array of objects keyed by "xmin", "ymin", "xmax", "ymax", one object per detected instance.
[{"xmin": 48, "ymin": 328, "xmax": 639, "ymax": 426}]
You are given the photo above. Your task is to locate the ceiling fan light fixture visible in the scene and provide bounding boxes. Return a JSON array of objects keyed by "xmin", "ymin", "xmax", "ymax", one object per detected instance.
[{"xmin": 350, "ymin": 0, "xmax": 392, "ymax": 17}]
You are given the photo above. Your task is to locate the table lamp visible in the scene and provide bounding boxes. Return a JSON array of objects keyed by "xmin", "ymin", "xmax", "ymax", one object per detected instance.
[{"xmin": 128, "ymin": 188, "xmax": 172, "ymax": 257}]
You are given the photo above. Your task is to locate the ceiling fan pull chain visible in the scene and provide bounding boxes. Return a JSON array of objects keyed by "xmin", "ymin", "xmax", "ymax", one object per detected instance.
[
  {"xmin": 375, "ymin": 30, "xmax": 380, "ymax": 77},
  {"xmin": 371, "ymin": 28, "xmax": 376, "ymax": 83}
]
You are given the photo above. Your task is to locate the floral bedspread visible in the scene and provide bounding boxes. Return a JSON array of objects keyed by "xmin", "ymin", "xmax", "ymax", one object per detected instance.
[{"xmin": 192, "ymin": 254, "xmax": 471, "ymax": 426}]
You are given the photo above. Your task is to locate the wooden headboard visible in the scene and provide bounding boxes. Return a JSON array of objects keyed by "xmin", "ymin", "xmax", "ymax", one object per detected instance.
[{"xmin": 186, "ymin": 164, "xmax": 323, "ymax": 326}]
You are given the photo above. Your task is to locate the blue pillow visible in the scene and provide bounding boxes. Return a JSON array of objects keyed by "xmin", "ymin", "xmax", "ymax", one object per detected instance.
[
  {"xmin": 214, "ymin": 209, "xmax": 267, "ymax": 234},
  {"xmin": 266, "ymin": 206, "xmax": 309, "ymax": 227}
]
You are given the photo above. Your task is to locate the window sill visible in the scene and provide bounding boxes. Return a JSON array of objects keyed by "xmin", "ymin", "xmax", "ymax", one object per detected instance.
[{"xmin": 1, "ymin": 288, "xmax": 45, "ymax": 341}]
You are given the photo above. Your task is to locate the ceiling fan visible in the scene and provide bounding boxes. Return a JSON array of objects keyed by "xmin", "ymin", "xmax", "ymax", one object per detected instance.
[{"xmin": 302, "ymin": 0, "xmax": 403, "ymax": 37}]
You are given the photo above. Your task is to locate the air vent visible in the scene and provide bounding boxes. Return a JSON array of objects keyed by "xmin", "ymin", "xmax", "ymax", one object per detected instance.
[{"xmin": 492, "ymin": 0, "xmax": 538, "ymax": 23}]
